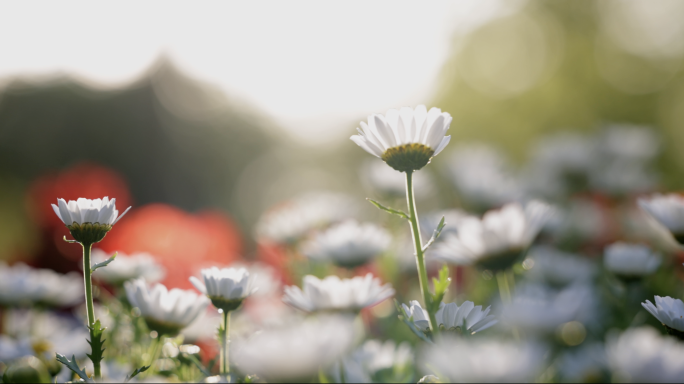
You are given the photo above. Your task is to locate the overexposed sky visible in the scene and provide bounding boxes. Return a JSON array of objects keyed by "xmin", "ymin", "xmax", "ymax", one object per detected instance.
[{"xmin": 0, "ymin": 1, "xmax": 513, "ymax": 145}]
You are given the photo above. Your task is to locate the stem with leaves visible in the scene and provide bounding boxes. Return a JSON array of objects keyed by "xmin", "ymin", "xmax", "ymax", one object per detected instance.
[
  {"xmin": 405, "ymin": 171, "xmax": 440, "ymax": 335},
  {"xmin": 81, "ymin": 243, "xmax": 102, "ymax": 379}
]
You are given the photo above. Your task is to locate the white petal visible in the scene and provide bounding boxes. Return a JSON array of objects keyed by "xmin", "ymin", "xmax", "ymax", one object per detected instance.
[
  {"xmin": 433, "ymin": 136, "xmax": 451, "ymax": 156},
  {"xmin": 423, "ymin": 115, "xmax": 446, "ymax": 149},
  {"xmin": 57, "ymin": 200, "xmax": 72, "ymax": 224},
  {"xmin": 351, "ymin": 136, "xmax": 382, "ymax": 157},
  {"xmin": 373, "ymin": 115, "xmax": 397, "ymax": 149},
  {"xmin": 189, "ymin": 276, "xmax": 207, "ymax": 295},
  {"xmin": 113, "ymin": 206, "xmax": 132, "ymax": 225}
]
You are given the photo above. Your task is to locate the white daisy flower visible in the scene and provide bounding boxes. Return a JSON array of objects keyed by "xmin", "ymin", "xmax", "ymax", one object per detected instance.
[
  {"xmin": 255, "ymin": 192, "xmax": 357, "ymax": 245},
  {"xmin": 301, "ymin": 221, "xmax": 391, "ymax": 268},
  {"xmin": 501, "ymin": 282, "xmax": 596, "ymax": 334},
  {"xmin": 638, "ymin": 193, "xmax": 684, "ymax": 245},
  {"xmin": 331, "ymin": 339, "xmax": 413, "ymax": 383},
  {"xmin": 524, "ymin": 246, "xmax": 596, "ymax": 287},
  {"xmin": 402, "ymin": 300, "xmax": 497, "ymax": 335},
  {"xmin": 233, "ymin": 315, "xmax": 357, "ymax": 382},
  {"xmin": 229, "ymin": 262, "xmax": 282, "ymax": 298},
  {"xmin": 607, "ymin": 327, "xmax": 684, "ymax": 382},
  {"xmin": 190, "ymin": 267, "xmax": 256, "ymax": 312},
  {"xmin": 642, "ymin": 296, "xmax": 684, "ymax": 338},
  {"xmin": 604, "ymin": 242, "xmax": 661, "ymax": 279},
  {"xmin": 51, "ymin": 197, "xmax": 131, "ymax": 244},
  {"xmin": 429, "ymin": 201, "xmax": 556, "ymax": 271},
  {"xmin": 0, "ymin": 262, "xmax": 82, "ymax": 308},
  {"xmin": 124, "ymin": 278, "xmax": 209, "ymax": 336},
  {"xmin": 282, "ymin": 274, "xmax": 394, "ymax": 313},
  {"xmin": 420, "ymin": 336, "xmax": 545, "ymax": 383},
  {"xmin": 91, "ymin": 249, "xmax": 165, "ymax": 285},
  {"xmin": 350, "ymin": 105, "xmax": 452, "ymax": 172}
]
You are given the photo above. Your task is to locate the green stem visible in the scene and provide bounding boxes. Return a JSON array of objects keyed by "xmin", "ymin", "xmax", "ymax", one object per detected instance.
[
  {"xmin": 143, "ymin": 334, "xmax": 162, "ymax": 378},
  {"xmin": 496, "ymin": 270, "xmax": 511, "ymax": 303},
  {"xmin": 405, "ymin": 171, "xmax": 438, "ymax": 335},
  {"xmin": 220, "ymin": 311, "xmax": 231, "ymax": 375},
  {"xmin": 82, "ymin": 243, "xmax": 101, "ymax": 379}
]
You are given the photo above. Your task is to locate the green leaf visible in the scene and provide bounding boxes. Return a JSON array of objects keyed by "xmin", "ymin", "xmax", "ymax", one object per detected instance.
[
  {"xmin": 86, "ymin": 320, "xmax": 106, "ymax": 370},
  {"xmin": 180, "ymin": 353, "xmax": 210, "ymax": 377},
  {"xmin": 367, "ymin": 198, "xmax": 409, "ymax": 220},
  {"xmin": 55, "ymin": 353, "xmax": 92, "ymax": 382},
  {"xmin": 394, "ymin": 300, "xmax": 433, "ymax": 344},
  {"xmin": 92, "ymin": 252, "xmax": 117, "ymax": 272},
  {"xmin": 124, "ymin": 365, "xmax": 150, "ymax": 382},
  {"xmin": 422, "ymin": 216, "xmax": 446, "ymax": 252},
  {"xmin": 428, "ymin": 266, "xmax": 451, "ymax": 315}
]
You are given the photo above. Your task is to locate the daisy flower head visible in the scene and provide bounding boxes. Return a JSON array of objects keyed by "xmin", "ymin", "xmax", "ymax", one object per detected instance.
[
  {"xmin": 351, "ymin": 105, "xmax": 452, "ymax": 172},
  {"xmin": 190, "ymin": 267, "xmax": 256, "ymax": 312},
  {"xmin": 52, "ymin": 197, "xmax": 131, "ymax": 244},
  {"xmin": 642, "ymin": 296, "xmax": 684, "ymax": 340},
  {"xmin": 429, "ymin": 200, "xmax": 555, "ymax": 271},
  {"xmin": 282, "ymin": 273, "xmax": 394, "ymax": 313}
]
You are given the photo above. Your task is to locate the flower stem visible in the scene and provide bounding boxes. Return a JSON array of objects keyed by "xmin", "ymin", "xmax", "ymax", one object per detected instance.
[
  {"xmin": 220, "ymin": 311, "xmax": 231, "ymax": 375},
  {"xmin": 82, "ymin": 242, "xmax": 101, "ymax": 379},
  {"xmin": 405, "ymin": 171, "xmax": 438, "ymax": 335},
  {"xmin": 496, "ymin": 270, "xmax": 511, "ymax": 303}
]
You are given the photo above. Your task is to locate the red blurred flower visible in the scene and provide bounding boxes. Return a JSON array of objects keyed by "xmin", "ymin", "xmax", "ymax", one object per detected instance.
[
  {"xmin": 27, "ymin": 162, "xmax": 132, "ymax": 228},
  {"xmin": 98, "ymin": 204, "xmax": 243, "ymax": 289}
]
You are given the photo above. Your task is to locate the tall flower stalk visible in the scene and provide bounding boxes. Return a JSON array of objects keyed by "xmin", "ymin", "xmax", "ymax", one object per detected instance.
[
  {"xmin": 405, "ymin": 171, "xmax": 439, "ymax": 334},
  {"xmin": 351, "ymin": 105, "xmax": 453, "ymax": 335},
  {"xmin": 190, "ymin": 267, "xmax": 256, "ymax": 378},
  {"xmin": 52, "ymin": 197, "xmax": 130, "ymax": 379}
]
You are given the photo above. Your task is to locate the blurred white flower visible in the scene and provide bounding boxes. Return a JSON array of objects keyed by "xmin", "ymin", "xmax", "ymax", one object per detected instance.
[
  {"xmin": 91, "ymin": 249, "xmax": 165, "ymax": 285},
  {"xmin": 190, "ymin": 267, "xmax": 256, "ymax": 312},
  {"xmin": 445, "ymin": 144, "xmax": 524, "ymax": 207},
  {"xmin": 604, "ymin": 242, "xmax": 661, "ymax": 279},
  {"xmin": 590, "ymin": 160, "xmax": 658, "ymax": 195},
  {"xmin": 350, "ymin": 105, "xmax": 452, "ymax": 172},
  {"xmin": 301, "ymin": 221, "xmax": 391, "ymax": 268},
  {"xmin": 0, "ymin": 262, "xmax": 82, "ymax": 307},
  {"xmin": 607, "ymin": 327, "xmax": 684, "ymax": 382},
  {"xmin": 501, "ymin": 283, "xmax": 596, "ymax": 334},
  {"xmin": 543, "ymin": 198, "xmax": 608, "ymax": 243},
  {"xmin": 52, "ymin": 197, "xmax": 130, "ymax": 226},
  {"xmin": 331, "ymin": 339, "xmax": 413, "ymax": 383},
  {"xmin": 598, "ymin": 124, "xmax": 660, "ymax": 161},
  {"xmin": 361, "ymin": 160, "xmax": 435, "ymax": 198},
  {"xmin": 639, "ymin": 193, "xmax": 684, "ymax": 244},
  {"xmin": 429, "ymin": 201, "xmax": 555, "ymax": 271},
  {"xmin": 556, "ymin": 342, "xmax": 608, "ymax": 382},
  {"xmin": 233, "ymin": 315, "xmax": 357, "ymax": 382},
  {"xmin": 524, "ymin": 246, "xmax": 596, "ymax": 286},
  {"xmin": 282, "ymin": 274, "xmax": 394, "ymax": 313},
  {"xmin": 125, "ymin": 278, "xmax": 209, "ymax": 336},
  {"xmin": 642, "ymin": 296, "xmax": 684, "ymax": 336},
  {"xmin": 420, "ymin": 336, "xmax": 545, "ymax": 383},
  {"xmin": 255, "ymin": 192, "xmax": 357, "ymax": 245},
  {"xmin": 2, "ymin": 310, "xmax": 90, "ymax": 361},
  {"xmin": 402, "ymin": 300, "xmax": 497, "ymax": 335}
]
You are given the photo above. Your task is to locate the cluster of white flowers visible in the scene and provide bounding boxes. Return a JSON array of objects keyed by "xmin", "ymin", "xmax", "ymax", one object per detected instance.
[
  {"xmin": 607, "ymin": 327, "xmax": 684, "ymax": 382},
  {"xmin": 331, "ymin": 340, "xmax": 413, "ymax": 383},
  {"xmin": 524, "ymin": 246, "xmax": 596, "ymax": 286},
  {"xmin": 0, "ymin": 263, "xmax": 83, "ymax": 307}
]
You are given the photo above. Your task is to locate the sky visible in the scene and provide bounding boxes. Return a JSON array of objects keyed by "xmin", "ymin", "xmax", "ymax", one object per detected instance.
[{"xmin": 0, "ymin": 1, "xmax": 516, "ymax": 145}]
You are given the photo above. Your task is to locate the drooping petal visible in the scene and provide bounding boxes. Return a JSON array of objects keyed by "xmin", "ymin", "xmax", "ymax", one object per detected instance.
[
  {"xmin": 113, "ymin": 206, "xmax": 132, "ymax": 225},
  {"xmin": 189, "ymin": 276, "xmax": 207, "ymax": 295},
  {"xmin": 351, "ymin": 136, "xmax": 382, "ymax": 158},
  {"xmin": 433, "ymin": 136, "xmax": 451, "ymax": 156}
]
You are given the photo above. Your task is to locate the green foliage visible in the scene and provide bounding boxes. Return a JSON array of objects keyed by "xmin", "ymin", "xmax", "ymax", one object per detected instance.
[
  {"xmin": 428, "ymin": 266, "xmax": 451, "ymax": 316},
  {"xmin": 367, "ymin": 198, "xmax": 409, "ymax": 220},
  {"xmin": 91, "ymin": 252, "xmax": 117, "ymax": 272},
  {"xmin": 55, "ymin": 354, "xmax": 92, "ymax": 383},
  {"xmin": 86, "ymin": 320, "xmax": 106, "ymax": 371},
  {"xmin": 124, "ymin": 365, "xmax": 150, "ymax": 383}
]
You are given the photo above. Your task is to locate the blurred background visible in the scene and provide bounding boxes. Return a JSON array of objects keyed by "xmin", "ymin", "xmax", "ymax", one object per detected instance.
[{"xmin": 2, "ymin": 0, "xmax": 684, "ymax": 283}]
